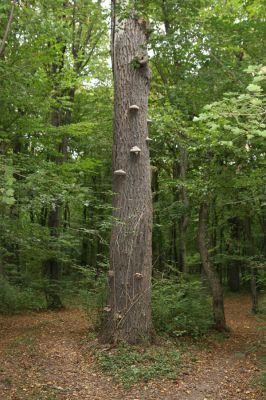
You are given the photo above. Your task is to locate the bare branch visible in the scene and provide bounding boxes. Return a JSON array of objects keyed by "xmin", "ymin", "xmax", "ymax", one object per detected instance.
[{"xmin": 0, "ymin": 0, "xmax": 16, "ymax": 58}]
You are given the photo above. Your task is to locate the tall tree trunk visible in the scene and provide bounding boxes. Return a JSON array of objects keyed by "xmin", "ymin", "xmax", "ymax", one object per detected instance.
[
  {"xmin": 250, "ymin": 266, "xmax": 258, "ymax": 314},
  {"xmin": 102, "ymin": 2, "xmax": 152, "ymax": 344},
  {"xmin": 43, "ymin": 105, "xmax": 65, "ymax": 309},
  {"xmin": 171, "ymin": 161, "xmax": 179, "ymax": 270},
  {"xmin": 244, "ymin": 217, "xmax": 258, "ymax": 313},
  {"xmin": 43, "ymin": 205, "xmax": 63, "ymax": 310},
  {"xmin": 227, "ymin": 217, "xmax": 241, "ymax": 292},
  {"xmin": 198, "ymin": 201, "xmax": 227, "ymax": 331},
  {"xmin": 152, "ymin": 169, "xmax": 165, "ymax": 271},
  {"xmin": 178, "ymin": 147, "xmax": 189, "ymax": 273}
]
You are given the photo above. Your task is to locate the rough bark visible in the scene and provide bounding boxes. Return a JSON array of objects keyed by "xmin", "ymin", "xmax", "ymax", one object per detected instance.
[
  {"xmin": 102, "ymin": 3, "xmax": 152, "ymax": 344},
  {"xmin": 198, "ymin": 201, "xmax": 227, "ymax": 331}
]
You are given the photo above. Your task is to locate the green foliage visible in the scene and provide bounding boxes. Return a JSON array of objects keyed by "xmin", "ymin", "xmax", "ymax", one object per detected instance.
[
  {"xmin": 152, "ymin": 277, "xmax": 213, "ymax": 337},
  {"xmin": 96, "ymin": 344, "xmax": 183, "ymax": 387},
  {"xmin": 0, "ymin": 277, "xmax": 46, "ymax": 313},
  {"xmin": 69, "ymin": 268, "xmax": 107, "ymax": 324}
]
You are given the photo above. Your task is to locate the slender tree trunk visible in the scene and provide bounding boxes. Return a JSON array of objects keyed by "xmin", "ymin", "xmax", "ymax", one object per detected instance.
[
  {"xmin": 102, "ymin": 2, "xmax": 152, "ymax": 344},
  {"xmin": 227, "ymin": 217, "xmax": 241, "ymax": 292},
  {"xmin": 171, "ymin": 161, "xmax": 179, "ymax": 270},
  {"xmin": 198, "ymin": 201, "xmax": 227, "ymax": 331},
  {"xmin": 178, "ymin": 147, "xmax": 189, "ymax": 273},
  {"xmin": 42, "ymin": 105, "xmax": 64, "ymax": 309},
  {"xmin": 152, "ymin": 169, "xmax": 165, "ymax": 270},
  {"xmin": 251, "ymin": 266, "xmax": 258, "ymax": 314},
  {"xmin": 43, "ymin": 205, "xmax": 63, "ymax": 309},
  {"xmin": 0, "ymin": 0, "xmax": 16, "ymax": 59},
  {"xmin": 245, "ymin": 217, "xmax": 258, "ymax": 313}
]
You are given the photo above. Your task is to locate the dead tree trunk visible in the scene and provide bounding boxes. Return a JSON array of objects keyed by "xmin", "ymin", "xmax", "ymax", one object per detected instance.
[
  {"xmin": 198, "ymin": 201, "xmax": 227, "ymax": 331},
  {"xmin": 102, "ymin": 2, "xmax": 152, "ymax": 344}
]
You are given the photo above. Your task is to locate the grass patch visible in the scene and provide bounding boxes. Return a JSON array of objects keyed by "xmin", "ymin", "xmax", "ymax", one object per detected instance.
[{"xmin": 95, "ymin": 343, "xmax": 187, "ymax": 388}]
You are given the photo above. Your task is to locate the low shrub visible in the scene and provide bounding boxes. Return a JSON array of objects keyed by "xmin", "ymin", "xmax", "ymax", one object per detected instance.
[
  {"xmin": 96, "ymin": 344, "xmax": 183, "ymax": 387},
  {"xmin": 152, "ymin": 276, "xmax": 213, "ymax": 337},
  {"xmin": 0, "ymin": 277, "xmax": 46, "ymax": 313}
]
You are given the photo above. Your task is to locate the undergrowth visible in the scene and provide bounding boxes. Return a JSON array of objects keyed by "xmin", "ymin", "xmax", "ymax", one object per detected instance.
[
  {"xmin": 0, "ymin": 277, "xmax": 46, "ymax": 313},
  {"xmin": 152, "ymin": 276, "xmax": 213, "ymax": 337},
  {"xmin": 95, "ymin": 344, "xmax": 187, "ymax": 388}
]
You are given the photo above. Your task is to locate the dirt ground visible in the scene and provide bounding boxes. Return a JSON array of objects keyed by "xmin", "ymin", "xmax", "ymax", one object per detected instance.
[{"xmin": 0, "ymin": 294, "xmax": 265, "ymax": 400}]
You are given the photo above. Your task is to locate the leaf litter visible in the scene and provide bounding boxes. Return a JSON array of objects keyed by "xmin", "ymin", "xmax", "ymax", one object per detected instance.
[{"xmin": 0, "ymin": 295, "xmax": 265, "ymax": 400}]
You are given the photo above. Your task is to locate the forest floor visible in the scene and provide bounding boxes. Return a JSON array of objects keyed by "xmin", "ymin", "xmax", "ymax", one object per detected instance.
[{"xmin": 0, "ymin": 294, "xmax": 265, "ymax": 400}]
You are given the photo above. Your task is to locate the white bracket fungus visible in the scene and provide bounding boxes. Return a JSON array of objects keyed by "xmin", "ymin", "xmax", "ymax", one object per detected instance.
[
  {"xmin": 114, "ymin": 169, "xmax": 126, "ymax": 176},
  {"xmin": 130, "ymin": 146, "xmax": 141, "ymax": 155},
  {"xmin": 129, "ymin": 105, "xmax": 139, "ymax": 111},
  {"xmin": 108, "ymin": 270, "xmax": 114, "ymax": 278}
]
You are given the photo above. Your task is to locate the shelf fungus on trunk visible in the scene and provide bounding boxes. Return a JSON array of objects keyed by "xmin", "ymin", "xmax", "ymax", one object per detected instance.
[
  {"xmin": 129, "ymin": 104, "xmax": 139, "ymax": 111},
  {"xmin": 135, "ymin": 272, "xmax": 143, "ymax": 279},
  {"xmin": 146, "ymin": 137, "xmax": 152, "ymax": 143},
  {"xmin": 108, "ymin": 270, "xmax": 115, "ymax": 278},
  {"xmin": 114, "ymin": 169, "xmax": 126, "ymax": 176},
  {"xmin": 130, "ymin": 146, "xmax": 141, "ymax": 155}
]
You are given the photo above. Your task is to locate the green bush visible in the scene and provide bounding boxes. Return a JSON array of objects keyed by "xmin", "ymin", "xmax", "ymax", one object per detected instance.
[
  {"xmin": 152, "ymin": 276, "xmax": 213, "ymax": 337},
  {"xmin": 67, "ymin": 267, "xmax": 107, "ymax": 324},
  {"xmin": 0, "ymin": 277, "xmax": 46, "ymax": 313}
]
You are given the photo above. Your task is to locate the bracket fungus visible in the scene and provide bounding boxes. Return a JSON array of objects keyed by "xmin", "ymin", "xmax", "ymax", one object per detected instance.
[
  {"xmin": 130, "ymin": 146, "xmax": 141, "ymax": 155},
  {"xmin": 146, "ymin": 137, "xmax": 152, "ymax": 143},
  {"xmin": 114, "ymin": 169, "xmax": 126, "ymax": 176},
  {"xmin": 135, "ymin": 272, "xmax": 143, "ymax": 279},
  {"xmin": 103, "ymin": 306, "xmax": 111, "ymax": 312},
  {"xmin": 147, "ymin": 119, "xmax": 153, "ymax": 124},
  {"xmin": 129, "ymin": 104, "xmax": 139, "ymax": 111},
  {"xmin": 108, "ymin": 270, "xmax": 114, "ymax": 278}
]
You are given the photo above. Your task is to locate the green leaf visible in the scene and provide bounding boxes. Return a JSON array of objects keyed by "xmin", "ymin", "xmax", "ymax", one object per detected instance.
[
  {"xmin": 5, "ymin": 188, "xmax": 14, "ymax": 197},
  {"xmin": 2, "ymin": 196, "xmax": 15, "ymax": 205},
  {"xmin": 247, "ymin": 84, "xmax": 262, "ymax": 92},
  {"xmin": 255, "ymin": 131, "xmax": 266, "ymax": 138},
  {"xmin": 220, "ymin": 141, "xmax": 233, "ymax": 147}
]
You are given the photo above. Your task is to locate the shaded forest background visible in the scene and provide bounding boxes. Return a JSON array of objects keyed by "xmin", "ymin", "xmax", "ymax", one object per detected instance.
[{"xmin": 0, "ymin": 0, "xmax": 265, "ymax": 336}]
